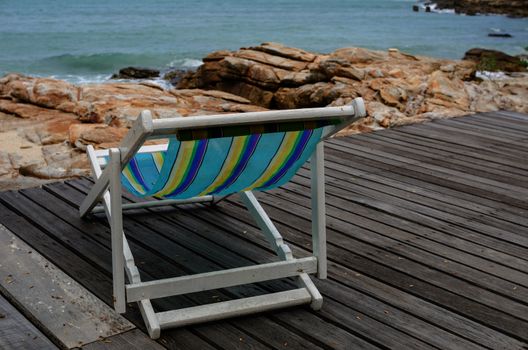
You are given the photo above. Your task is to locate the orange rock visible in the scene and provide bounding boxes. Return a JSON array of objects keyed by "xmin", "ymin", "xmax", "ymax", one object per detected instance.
[
  {"xmin": 203, "ymin": 50, "xmax": 231, "ymax": 62},
  {"xmin": 68, "ymin": 124, "xmax": 128, "ymax": 149},
  {"xmin": 380, "ymin": 86, "xmax": 407, "ymax": 109},
  {"xmin": 1, "ymin": 74, "xmax": 80, "ymax": 112},
  {"xmin": 330, "ymin": 47, "xmax": 388, "ymax": 64},
  {"xmin": 250, "ymin": 42, "xmax": 316, "ymax": 62},
  {"xmin": 176, "ymin": 43, "xmax": 482, "ymax": 116},
  {"xmin": 426, "ymin": 71, "xmax": 469, "ymax": 110},
  {"xmin": 388, "ymin": 69, "xmax": 404, "ymax": 79},
  {"xmin": 237, "ymin": 49, "xmax": 309, "ymax": 71}
]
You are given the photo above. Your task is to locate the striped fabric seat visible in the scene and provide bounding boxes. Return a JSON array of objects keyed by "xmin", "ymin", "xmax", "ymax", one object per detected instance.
[{"xmin": 120, "ymin": 128, "xmax": 324, "ymax": 199}]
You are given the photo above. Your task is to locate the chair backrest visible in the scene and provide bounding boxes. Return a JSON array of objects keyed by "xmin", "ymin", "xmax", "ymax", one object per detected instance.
[{"xmin": 118, "ymin": 98, "xmax": 366, "ymax": 199}]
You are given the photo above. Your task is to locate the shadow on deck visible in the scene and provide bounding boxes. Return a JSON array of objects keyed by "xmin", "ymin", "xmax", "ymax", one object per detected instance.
[{"xmin": 1, "ymin": 111, "xmax": 528, "ymax": 349}]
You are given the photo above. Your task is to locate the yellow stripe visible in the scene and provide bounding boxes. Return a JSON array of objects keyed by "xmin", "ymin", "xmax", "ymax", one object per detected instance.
[
  {"xmin": 198, "ymin": 136, "xmax": 248, "ymax": 196},
  {"xmin": 122, "ymin": 166, "xmax": 145, "ymax": 194},
  {"xmin": 152, "ymin": 152, "xmax": 164, "ymax": 172},
  {"xmin": 243, "ymin": 132, "xmax": 300, "ymax": 191},
  {"xmin": 156, "ymin": 141, "xmax": 197, "ymax": 196}
]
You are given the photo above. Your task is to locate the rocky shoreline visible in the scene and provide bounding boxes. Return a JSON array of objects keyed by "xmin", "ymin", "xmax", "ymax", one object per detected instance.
[
  {"xmin": 0, "ymin": 77, "xmax": 265, "ymax": 190},
  {"xmin": 0, "ymin": 43, "xmax": 527, "ymax": 190},
  {"xmin": 427, "ymin": 0, "xmax": 528, "ymax": 17}
]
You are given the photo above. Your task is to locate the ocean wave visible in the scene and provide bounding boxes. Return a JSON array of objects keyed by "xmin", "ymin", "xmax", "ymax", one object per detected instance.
[
  {"xmin": 32, "ymin": 52, "xmax": 202, "ymax": 75},
  {"xmin": 34, "ymin": 53, "xmax": 161, "ymax": 74},
  {"xmin": 25, "ymin": 52, "xmax": 203, "ymax": 85}
]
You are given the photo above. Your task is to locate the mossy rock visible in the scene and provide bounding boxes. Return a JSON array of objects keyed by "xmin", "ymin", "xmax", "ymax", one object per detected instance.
[{"xmin": 463, "ymin": 48, "xmax": 527, "ymax": 72}]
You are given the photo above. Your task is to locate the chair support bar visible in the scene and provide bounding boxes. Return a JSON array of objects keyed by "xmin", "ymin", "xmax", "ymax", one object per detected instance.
[
  {"xmin": 91, "ymin": 196, "xmax": 214, "ymax": 214},
  {"xmin": 151, "ymin": 102, "xmax": 361, "ymax": 136},
  {"xmin": 126, "ymin": 257, "xmax": 317, "ymax": 302},
  {"xmin": 158, "ymin": 289, "xmax": 311, "ymax": 329}
]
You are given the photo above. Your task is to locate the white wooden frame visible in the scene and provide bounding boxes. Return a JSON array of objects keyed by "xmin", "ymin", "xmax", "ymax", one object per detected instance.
[{"xmin": 79, "ymin": 99, "xmax": 366, "ymax": 339}]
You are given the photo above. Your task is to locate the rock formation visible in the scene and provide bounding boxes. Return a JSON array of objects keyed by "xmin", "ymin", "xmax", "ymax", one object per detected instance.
[
  {"xmin": 178, "ymin": 42, "xmax": 527, "ymax": 130},
  {"xmin": 431, "ymin": 0, "xmax": 528, "ymax": 17},
  {"xmin": 1, "ymin": 43, "xmax": 527, "ymax": 190},
  {"xmin": 463, "ymin": 48, "xmax": 527, "ymax": 72},
  {"xmin": 0, "ymin": 74, "xmax": 264, "ymax": 190}
]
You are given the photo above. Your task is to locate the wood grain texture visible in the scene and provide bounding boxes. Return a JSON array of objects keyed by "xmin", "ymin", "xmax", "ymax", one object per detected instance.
[
  {"xmin": 82, "ymin": 329, "xmax": 165, "ymax": 350},
  {"xmin": 0, "ymin": 294, "xmax": 57, "ymax": 350}
]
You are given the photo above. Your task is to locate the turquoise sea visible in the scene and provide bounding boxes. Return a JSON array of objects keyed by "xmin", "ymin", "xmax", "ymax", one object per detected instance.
[{"xmin": 1, "ymin": 0, "xmax": 527, "ymax": 82}]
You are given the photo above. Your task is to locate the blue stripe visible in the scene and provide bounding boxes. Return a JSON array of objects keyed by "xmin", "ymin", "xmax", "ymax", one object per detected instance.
[
  {"xmin": 165, "ymin": 140, "xmax": 208, "ymax": 197},
  {"xmin": 258, "ymin": 130, "xmax": 312, "ymax": 189},
  {"xmin": 211, "ymin": 134, "xmax": 261, "ymax": 194}
]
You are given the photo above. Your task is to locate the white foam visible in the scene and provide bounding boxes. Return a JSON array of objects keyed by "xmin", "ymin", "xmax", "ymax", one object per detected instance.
[
  {"xmin": 45, "ymin": 74, "xmax": 176, "ymax": 90},
  {"xmin": 476, "ymin": 71, "xmax": 509, "ymax": 80},
  {"xmin": 49, "ymin": 74, "xmax": 112, "ymax": 84},
  {"xmin": 419, "ymin": 3, "xmax": 456, "ymax": 14},
  {"xmin": 167, "ymin": 58, "xmax": 203, "ymax": 69},
  {"xmin": 99, "ymin": 77, "xmax": 173, "ymax": 89},
  {"xmin": 148, "ymin": 78, "xmax": 174, "ymax": 90}
]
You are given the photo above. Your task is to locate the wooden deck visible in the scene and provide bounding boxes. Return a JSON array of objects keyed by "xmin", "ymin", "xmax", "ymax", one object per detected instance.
[{"xmin": 1, "ymin": 110, "xmax": 528, "ymax": 349}]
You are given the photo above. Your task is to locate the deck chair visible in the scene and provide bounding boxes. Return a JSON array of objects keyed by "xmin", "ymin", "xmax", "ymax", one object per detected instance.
[{"xmin": 79, "ymin": 98, "xmax": 366, "ymax": 339}]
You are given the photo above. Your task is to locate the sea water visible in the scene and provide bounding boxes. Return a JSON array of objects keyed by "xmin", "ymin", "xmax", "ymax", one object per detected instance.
[{"xmin": 1, "ymin": 0, "xmax": 527, "ymax": 82}]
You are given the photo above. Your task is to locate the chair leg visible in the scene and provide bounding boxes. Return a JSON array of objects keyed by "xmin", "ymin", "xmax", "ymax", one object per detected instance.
[
  {"xmin": 239, "ymin": 191, "xmax": 293, "ymax": 260},
  {"xmin": 311, "ymin": 142, "xmax": 327, "ymax": 279},
  {"xmin": 297, "ymin": 273, "xmax": 323, "ymax": 310},
  {"xmin": 125, "ymin": 247, "xmax": 161, "ymax": 339},
  {"xmin": 87, "ymin": 145, "xmax": 160, "ymax": 337},
  {"xmin": 109, "ymin": 149, "xmax": 126, "ymax": 313},
  {"xmin": 240, "ymin": 190, "xmax": 324, "ymax": 309},
  {"xmin": 122, "ymin": 239, "xmax": 161, "ymax": 339}
]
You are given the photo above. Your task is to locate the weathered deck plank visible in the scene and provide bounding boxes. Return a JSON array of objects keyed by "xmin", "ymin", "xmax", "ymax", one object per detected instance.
[
  {"xmin": 0, "ymin": 294, "xmax": 57, "ymax": 350},
  {"xmin": 82, "ymin": 329, "xmax": 165, "ymax": 350},
  {"xmin": 0, "ymin": 224, "xmax": 134, "ymax": 349},
  {"xmin": 0, "ymin": 111, "xmax": 527, "ymax": 349}
]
